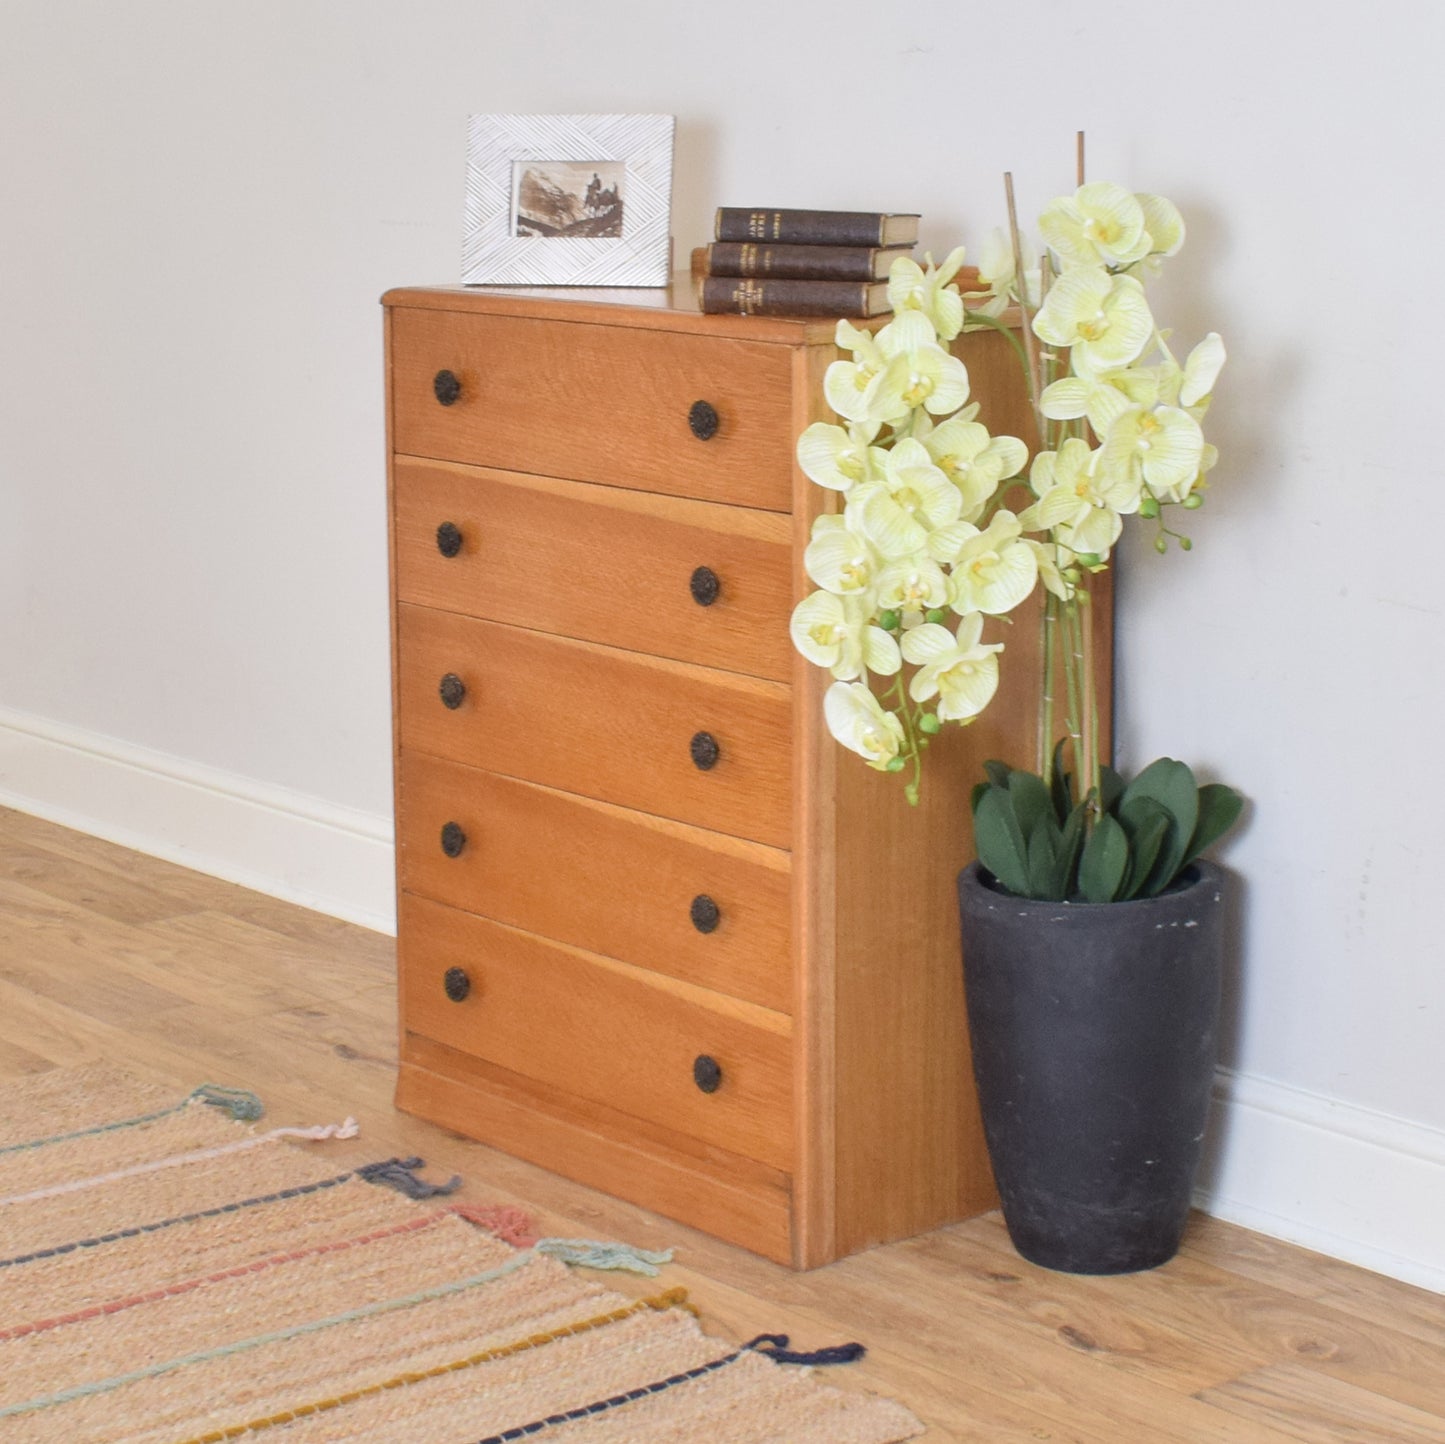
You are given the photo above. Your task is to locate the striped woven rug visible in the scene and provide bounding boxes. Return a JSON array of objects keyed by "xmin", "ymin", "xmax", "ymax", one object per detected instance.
[{"xmin": 0, "ymin": 1065, "xmax": 922, "ymax": 1443}]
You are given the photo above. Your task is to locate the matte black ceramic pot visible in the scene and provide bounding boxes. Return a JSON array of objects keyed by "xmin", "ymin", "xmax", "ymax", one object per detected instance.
[{"xmin": 957, "ymin": 860, "xmax": 1226, "ymax": 1274}]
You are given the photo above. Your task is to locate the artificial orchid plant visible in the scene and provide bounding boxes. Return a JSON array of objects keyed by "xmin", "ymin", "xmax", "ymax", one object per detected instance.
[{"xmin": 790, "ymin": 177, "xmax": 1242, "ymax": 902}]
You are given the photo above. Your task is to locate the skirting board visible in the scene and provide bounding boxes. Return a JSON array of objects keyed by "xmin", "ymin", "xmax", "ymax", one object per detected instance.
[
  {"xmin": 0, "ymin": 704, "xmax": 396, "ymax": 934},
  {"xmin": 1196, "ymin": 1067, "xmax": 1445, "ymax": 1294},
  {"xmin": 1, "ymin": 705, "xmax": 1441, "ymax": 1290}
]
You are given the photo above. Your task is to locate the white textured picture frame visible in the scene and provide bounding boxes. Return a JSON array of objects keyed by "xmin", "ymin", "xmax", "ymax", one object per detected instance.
[{"xmin": 463, "ymin": 114, "xmax": 675, "ymax": 286}]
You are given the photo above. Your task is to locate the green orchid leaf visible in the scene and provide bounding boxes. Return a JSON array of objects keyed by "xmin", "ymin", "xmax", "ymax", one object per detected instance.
[
  {"xmin": 1026, "ymin": 821, "xmax": 1063, "ymax": 901},
  {"xmin": 1078, "ymin": 813, "xmax": 1129, "ymax": 903},
  {"xmin": 1182, "ymin": 783, "xmax": 1245, "ymax": 868},
  {"xmin": 973, "ymin": 786, "xmax": 1030, "ymax": 896},
  {"xmin": 1123, "ymin": 758, "xmax": 1199, "ymax": 894},
  {"xmin": 970, "ymin": 780, "xmax": 990, "ymax": 814},
  {"xmin": 1050, "ymin": 738, "xmax": 1075, "ymax": 822},
  {"xmin": 1098, "ymin": 764, "xmax": 1125, "ymax": 815},
  {"xmin": 1009, "ymin": 770, "xmax": 1054, "ymax": 843},
  {"xmin": 1120, "ymin": 809, "xmax": 1171, "ymax": 900},
  {"xmin": 983, "ymin": 759, "xmax": 1013, "ymax": 790},
  {"xmin": 1055, "ymin": 800, "xmax": 1088, "ymax": 898}
]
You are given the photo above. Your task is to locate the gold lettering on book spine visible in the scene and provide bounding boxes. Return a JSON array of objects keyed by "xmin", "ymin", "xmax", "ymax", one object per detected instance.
[
  {"xmin": 730, "ymin": 279, "xmax": 765, "ymax": 314},
  {"xmin": 740, "ymin": 243, "xmax": 759, "ymax": 275},
  {"xmin": 746, "ymin": 211, "xmax": 769, "ymax": 239}
]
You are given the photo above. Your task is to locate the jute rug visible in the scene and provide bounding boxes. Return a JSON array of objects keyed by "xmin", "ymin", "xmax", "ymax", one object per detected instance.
[{"xmin": 0, "ymin": 1064, "xmax": 923, "ymax": 1443}]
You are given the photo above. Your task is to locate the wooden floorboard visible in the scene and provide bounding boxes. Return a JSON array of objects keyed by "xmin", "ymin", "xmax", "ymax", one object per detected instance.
[{"xmin": 0, "ymin": 804, "xmax": 1439, "ymax": 1442}]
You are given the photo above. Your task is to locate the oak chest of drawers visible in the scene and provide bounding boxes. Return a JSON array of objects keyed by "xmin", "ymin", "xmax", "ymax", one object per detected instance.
[{"xmin": 383, "ymin": 281, "xmax": 1052, "ymax": 1268}]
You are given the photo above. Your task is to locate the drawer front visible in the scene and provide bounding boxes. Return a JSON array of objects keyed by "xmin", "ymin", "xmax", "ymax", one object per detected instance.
[
  {"xmin": 397, "ymin": 604, "xmax": 792, "ymax": 848},
  {"xmin": 399, "ymin": 894, "xmax": 793, "ymax": 1172},
  {"xmin": 389, "ymin": 306, "xmax": 795, "ymax": 511},
  {"xmin": 393, "ymin": 460, "xmax": 793, "ymax": 682},
  {"xmin": 398, "ymin": 753, "xmax": 793, "ymax": 1014}
]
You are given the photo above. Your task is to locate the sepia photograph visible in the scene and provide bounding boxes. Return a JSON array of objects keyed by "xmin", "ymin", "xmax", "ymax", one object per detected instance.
[{"xmin": 512, "ymin": 159, "xmax": 625, "ymax": 238}]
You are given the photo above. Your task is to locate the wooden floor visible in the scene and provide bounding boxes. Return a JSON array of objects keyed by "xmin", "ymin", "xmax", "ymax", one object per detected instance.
[{"xmin": 0, "ymin": 806, "xmax": 1440, "ymax": 1442}]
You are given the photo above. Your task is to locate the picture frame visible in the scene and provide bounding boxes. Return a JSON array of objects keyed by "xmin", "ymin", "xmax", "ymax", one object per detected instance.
[{"xmin": 462, "ymin": 114, "xmax": 676, "ymax": 287}]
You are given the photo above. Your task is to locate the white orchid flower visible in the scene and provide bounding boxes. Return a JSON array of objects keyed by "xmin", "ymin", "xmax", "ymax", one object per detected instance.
[
  {"xmin": 920, "ymin": 416, "xmax": 1028, "ymax": 522},
  {"xmin": 874, "ymin": 555, "xmax": 950, "ymax": 622},
  {"xmin": 1024, "ymin": 539, "xmax": 1076, "ymax": 600},
  {"xmin": 823, "ymin": 322, "xmax": 910, "ymax": 425},
  {"xmin": 1024, "ymin": 437, "xmax": 1139, "ymax": 559},
  {"xmin": 1040, "ymin": 182, "xmax": 1153, "ymax": 270},
  {"xmin": 1179, "ymin": 332, "xmax": 1226, "ymax": 409},
  {"xmin": 887, "ymin": 247, "xmax": 968, "ymax": 341},
  {"xmin": 823, "ymin": 681, "xmax": 906, "ymax": 769},
  {"xmin": 901, "ymin": 614, "xmax": 1003, "ymax": 723},
  {"xmin": 947, "ymin": 511, "xmax": 1039, "ymax": 616},
  {"xmin": 790, "ymin": 590, "xmax": 900, "ymax": 680},
  {"xmin": 1098, "ymin": 404, "xmax": 1206, "ymax": 502},
  {"xmin": 1033, "ymin": 268, "xmax": 1155, "ymax": 372},
  {"xmin": 1136, "ymin": 193, "xmax": 1185, "ymax": 258},
  {"xmin": 796, "ymin": 419, "xmax": 881, "ymax": 493},
  {"xmin": 965, "ymin": 227, "xmax": 1040, "ymax": 314},
  {"xmin": 874, "ymin": 311, "xmax": 971, "ymax": 415},
  {"xmin": 804, "ymin": 514, "xmax": 882, "ymax": 598},
  {"xmin": 853, "ymin": 437, "xmax": 962, "ymax": 558},
  {"xmin": 1039, "ymin": 363, "xmax": 1157, "ymax": 438}
]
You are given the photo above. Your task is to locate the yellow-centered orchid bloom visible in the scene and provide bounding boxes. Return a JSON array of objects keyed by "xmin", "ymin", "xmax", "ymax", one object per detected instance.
[
  {"xmin": 887, "ymin": 247, "xmax": 968, "ymax": 341},
  {"xmin": 1024, "ymin": 437, "xmax": 1139, "ymax": 559},
  {"xmin": 823, "ymin": 681, "xmax": 906, "ymax": 769},
  {"xmin": 946, "ymin": 510, "xmax": 1039, "ymax": 617},
  {"xmin": 852, "ymin": 437, "xmax": 962, "ymax": 559},
  {"xmin": 1098, "ymin": 403, "xmax": 1206, "ymax": 501},
  {"xmin": 920, "ymin": 416, "xmax": 1028, "ymax": 523},
  {"xmin": 875, "ymin": 312, "xmax": 971, "ymax": 415},
  {"xmin": 901, "ymin": 614, "xmax": 1004, "ymax": 722},
  {"xmin": 1033, "ymin": 268, "xmax": 1154, "ymax": 372},
  {"xmin": 874, "ymin": 554, "xmax": 950, "ymax": 622},
  {"xmin": 795, "ymin": 419, "xmax": 881, "ymax": 493},
  {"xmin": 804, "ymin": 514, "xmax": 882, "ymax": 598},
  {"xmin": 823, "ymin": 322, "xmax": 909, "ymax": 425},
  {"xmin": 1040, "ymin": 182, "xmax": 1152, "ymax": 270},
  {"xmin": 790, "ymin": 590, "xmax": 901, "ymax": 680},
  {"xmin": 965, "ymin": 227, "xmax": 1040, "ymax": 314}
]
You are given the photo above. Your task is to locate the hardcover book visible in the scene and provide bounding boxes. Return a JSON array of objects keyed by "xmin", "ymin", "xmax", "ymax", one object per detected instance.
[
  {"xmin": 698, "ymin": 242, "xmax": 922, "ymax": 282},
  {"xmin": 697, "ymin": 275, "xmax": 892, "ymax": 318},
  {"xmin": 714, "ymin": 208, "xmax": 922, "ymax": 248}
]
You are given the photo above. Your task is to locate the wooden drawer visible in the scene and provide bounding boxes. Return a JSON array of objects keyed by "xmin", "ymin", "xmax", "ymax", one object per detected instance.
[
  {"xmin": 399, "ymin": 894, "xmax": 793, "ymax": 1172},
  {"xmin": 389, "ymin": 306, "xmax": 795, "ymax": 511},
  {"xmin": 396, "ymin": 603, "xmax": 792, "ymax": 848},
  {"xmin": 393, "ymin": 459, "xmax": 793, "ymax": 682},
  {"xmin": 399, "ymin": 753, "xmax": 793, "ymax": 1013}
]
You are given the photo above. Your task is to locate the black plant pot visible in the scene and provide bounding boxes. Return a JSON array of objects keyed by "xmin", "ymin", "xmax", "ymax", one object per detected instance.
[{"xmin": 957, "ymin": 860, "xmax": 1226, "ymax": 1274}]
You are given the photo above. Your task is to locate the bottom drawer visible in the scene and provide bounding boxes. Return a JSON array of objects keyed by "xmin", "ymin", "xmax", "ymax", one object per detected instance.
[{"xmin": 399, "ymin": 893, "xmax": 793, "ymax": 1173}]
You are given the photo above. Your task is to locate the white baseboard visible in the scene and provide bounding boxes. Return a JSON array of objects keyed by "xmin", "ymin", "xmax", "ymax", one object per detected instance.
[
  {"xmin": 1197, "ymin": 1067, "xmax": 1445, "ymax": 1293},
  {"xmin": 1, "ymin": 706, "xmax": 1440, "ymax": 1289},
  {"xmin": 0, "ymin": 705, "xmax": 396, "ymax": 934}
]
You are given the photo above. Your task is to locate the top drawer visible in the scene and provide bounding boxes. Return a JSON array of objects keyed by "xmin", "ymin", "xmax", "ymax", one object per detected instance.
[{"xmin": 388, "ymin": 306, "xmax": 796, "ymax": 511}]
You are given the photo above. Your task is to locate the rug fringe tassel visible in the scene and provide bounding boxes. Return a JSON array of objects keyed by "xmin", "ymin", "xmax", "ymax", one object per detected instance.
[
  {"xmin": 356, "ymin": 1156, "xmax": 462, "ymax": 1198},
  {"xmin": 534, "ymin": 1238, "xmax": 674, "ymax": 1275},
  {"xmin": 189, "ymin": 1085, "xmax": 265, "ymax": 1121},
  {"xmin": 451, "ymin": 1202, "xmax": 536, "ymax": 1247},
  {"xmin": 744, "ymin": 1332, "xmax": 867, "ymax": 1366}
]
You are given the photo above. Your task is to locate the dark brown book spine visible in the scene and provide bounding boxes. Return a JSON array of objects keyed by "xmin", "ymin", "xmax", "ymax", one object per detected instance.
[
  {"xmin": 714, "ymin": 208, "xmax": 916, "ymax": 247},
  {"xmin": 698, "ymin": 276, "xmax": 888, "ymax": 318},
  {"xmin": 704, "ymin": 242, "xmax": 897, "ymax": 281}
]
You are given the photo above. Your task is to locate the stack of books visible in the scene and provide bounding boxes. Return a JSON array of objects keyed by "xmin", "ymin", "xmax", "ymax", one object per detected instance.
[{"xmin": 695, "ymin": 208, "xmax": 927, "ymax": 317}]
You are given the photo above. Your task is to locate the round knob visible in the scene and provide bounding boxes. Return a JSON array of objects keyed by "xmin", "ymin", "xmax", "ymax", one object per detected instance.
[
  {"xmin": 439, "ymin": 673, "xmax": 467, "ymax": 710},
  {"xmin": 689, "ymin": 731, "xmax": 720, "ymax": 771},
  {"xmin": 693, "ymin": 1055, "xmax": 723, "ymax": 1093},
  {"xmin": 436, "ymin": 521, "xmax": 463, "ymax": 557},
  {"xmin": 690, "ymin": 894, "xmax": 720, "ymax": 934},
  {"xmin": 443, "ymin": 967, "xmax": 471, "ymax": 1002},
  {"xmin": 689, "ymin": 566, "xmax": 720, "ymax": 607},
  {"xmin": 433, "ymin": 369, "xmax": 462, "ymax": 406},
  {"xmin": 688, "ymin": 400, "xmax": 719, "ymax": 440},
  {"xmin": 440, "ymin": 821, "xmax": 467, "ymax": 858}
]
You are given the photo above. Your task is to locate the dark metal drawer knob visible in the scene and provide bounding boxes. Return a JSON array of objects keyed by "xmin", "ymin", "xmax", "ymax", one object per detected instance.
[
  {"xmin": 690, "ymin": 894, "xmax": 720, "ymax": 934},
  {"xmin": 689, "ymin": 731, "xmax": 720, "ymax": 771},
  {"xmin": 443, "ymin": 967, "xmax": 471, "ymax": 1002},
  {"xmin": 689, "ymin": 566, "xmax": 720, "ymax": 607},
  {"xmin": 433, "ymin": 369, "xmax": 462, "ymax": 406},
  {"xmin": 688, "ymin": 400, "xmax": 719, "ymax": 440},
  {"xmin": 440, "ymin": 821, "xmax": 467, "ymax": 858},
  {"xmin": 439, "ymin": 673, "xmax": 467, "ymax": 709},
  {"xmin": 693, "ymin": 1054, "xmax": 722, "ymax": 1093},
  {"xmin": 436, "ymin": 521, "xmax": 463, "ymax": 557}
]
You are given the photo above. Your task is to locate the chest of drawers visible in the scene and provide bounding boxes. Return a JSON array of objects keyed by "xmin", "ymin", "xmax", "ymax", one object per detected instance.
[{"xmin": 383, "ymin": 282, "xmax": 1065, "ymax": 1268}]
